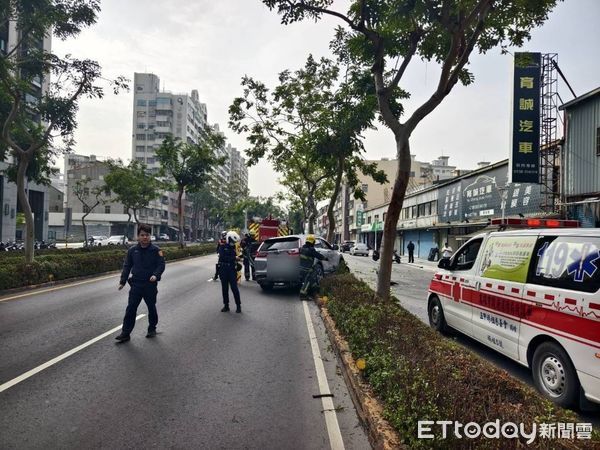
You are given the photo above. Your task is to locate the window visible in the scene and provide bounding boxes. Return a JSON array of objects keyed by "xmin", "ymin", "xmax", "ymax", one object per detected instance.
[
  {"xmin": 136, "ymin": 111, "xmax": 146, "ymax": 118},
  {"xmin": 136, "ymin": 134, "xmax": 146, "ymax": 140},
  {"xmin": 148, "ymin": 100, "xmax": 156, "ymax": 107},
  {"xmin": 147, "ymin": 157, "xmax": 155, "ymax": 164},
  {"xmin": 137, "ymin": 123, "xmax": 146, "ymax": 129},
  {"xmin": 529, "ymin": 236, "xmax": 600, "ymax": 293},
  {"xmin": 262, "ymin": 237, "xmax": 299, "ymax": 251},
  {"xmin": 367, "ymin": 216, "xmax": 372, "ymax": 224},
  {"xmin": 452, "ymin": 238, "xmax": 483, "ymax": 271},
  {"xmin": 136, "ymin": 99, "xmax": 146, "ymax": 107},
  {"xmin": 136, "ymin": 145, "xmax": 145, "ymax": 152},
  {"xmin": 411, "ymin": 206, "xmax": 417, "ymax": 218},
  {"xmin": 418, "ymin": 204, "xmax": 426, "ymax": 217},
  {"xmin": 83, "ymin": 187, "xmax": 89, "ymax": 195},
  {"xmin": 105, "ymin": 206, "xmax": 111, "ymax": 214},
  {"xmin": 53, "ymin": 205, "xmax": 59, "ymax": 212},
  {"xmin": 425, "ymin": 202, "xmax": 431, "ymax": 216},
  {"xmin": 361, "ymin": 184, "xmax": 368, "ymax": 193},
  {"xmin": 83, "ymin": 205, "xmax": 90, "ymax": 213},
  {"xmin": 123, "ymin": 206, "xmax": 129, "ymax": 214},
  {"xmin": 410, "ymin": 171, "xmax": 415, "ymax": 177}
]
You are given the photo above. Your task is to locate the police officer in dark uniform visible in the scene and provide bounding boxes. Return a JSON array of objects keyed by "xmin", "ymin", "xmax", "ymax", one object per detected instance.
[
  {"xmin": 115, "ymin": 224, "xmax": 165, "ymax": 342},
  {"xmin": 213, "ymin": 231, "xmax": 227, "ymax": 281},
  {"xmin": 241, "ymin": 232, "xmax": 256, "ymax": 281},
  {"xmin": 218, "ymin": 231, "xmax": 242, "ymax": 313},
  {"xmin": 300, "ymin": 235, "xmax": 327, "ymax": 299}
]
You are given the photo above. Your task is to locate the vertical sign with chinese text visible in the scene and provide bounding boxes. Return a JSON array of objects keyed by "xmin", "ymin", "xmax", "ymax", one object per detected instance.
[{"xmin": 511, "ymin": 52, "xmax": 541, "ymax": 183}]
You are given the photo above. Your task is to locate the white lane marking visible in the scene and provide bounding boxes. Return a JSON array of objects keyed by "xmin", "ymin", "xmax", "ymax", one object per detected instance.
[
  {"xmin": 0, "ymin": 255, "xmax": 214, "ymax": 303},
  {"xmin": 0, "ymin": 314, "xmax": 145, "ymax": 393},
  {"xmin": 302, "ymin": 301, "xmax": 345, "ymax": 450}
]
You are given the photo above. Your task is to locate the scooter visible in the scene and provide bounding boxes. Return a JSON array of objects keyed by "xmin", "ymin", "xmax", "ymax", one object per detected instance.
[
  {"xmin": 393, "ymin": 250, "xmax": 401, "ymax": 264},
  {"xmin": 372, "ymin": 249, "xmax": 380, "ymax": 261}
]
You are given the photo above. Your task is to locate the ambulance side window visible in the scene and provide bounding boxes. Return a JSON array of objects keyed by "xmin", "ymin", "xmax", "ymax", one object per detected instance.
[
  {"xmin": 528, "ymin": 236, "xmax": 600, "ymax": 293},
  {"xmin": 452, "ymin": 238, "xmax": 483, "ymax": 271}
]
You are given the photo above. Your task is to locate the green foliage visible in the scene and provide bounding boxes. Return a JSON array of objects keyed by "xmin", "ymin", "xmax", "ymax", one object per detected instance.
[
  {"xmin": 104, "ymin": 159, "xmax": 161, "ymax": 220},
  {"xmin": 0, "ymin": 0, "xmax": 128, "ymax": 262},
  {"xmin": 155, "ymin": 132, "xmax": 226, "ymax": 194},
  {"xmin": 0, "ymin": 244, "xmax": 215, "ymax": 291},
  {"xmin": 321, "ymin": 274, "xmax": 596, "ymax": 449}
]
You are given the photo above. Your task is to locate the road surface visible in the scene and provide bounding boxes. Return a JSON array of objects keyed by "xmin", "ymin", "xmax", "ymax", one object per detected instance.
[{"xmin": 0, "ymin": 254, "xmax": 370, "ymax": 449}]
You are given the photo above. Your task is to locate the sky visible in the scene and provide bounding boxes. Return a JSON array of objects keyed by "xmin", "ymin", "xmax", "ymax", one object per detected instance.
[{"xmin": 52, "ymin": 0, "xmax": 600, "ymax": 198}]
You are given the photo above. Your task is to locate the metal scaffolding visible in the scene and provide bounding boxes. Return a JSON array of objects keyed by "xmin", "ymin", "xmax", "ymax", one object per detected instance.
[{"xmin": 539, "ymin": 53, "xmax": 561, "ymax": 213}]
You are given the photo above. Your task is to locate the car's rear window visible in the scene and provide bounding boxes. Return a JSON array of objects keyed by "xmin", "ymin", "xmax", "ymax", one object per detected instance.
[
  {"xmin": 355, "ymin": 243, "xmax": 367, "ymax": 248},
  {"xmin": 262, "ymin": 238, "xmax": 300, "ymax": 251}
]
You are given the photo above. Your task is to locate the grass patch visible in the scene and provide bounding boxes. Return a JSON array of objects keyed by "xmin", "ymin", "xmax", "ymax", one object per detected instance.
[{"xmin": 321, "ymin": 273, "xmax": 599, "ymax": 449}]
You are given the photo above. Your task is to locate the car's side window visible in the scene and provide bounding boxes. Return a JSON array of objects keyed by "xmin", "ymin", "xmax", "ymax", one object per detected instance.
[
  {"xmin": 528, "ymin": 236, "xmax": 600, "ymax": 293},
  {"xmin": 313, "ymin": 239, "xmax": 323, "ymax": 249},
  {"xmin": 451, "ymin": 238, "xmax": 483, "ymax": 271}
]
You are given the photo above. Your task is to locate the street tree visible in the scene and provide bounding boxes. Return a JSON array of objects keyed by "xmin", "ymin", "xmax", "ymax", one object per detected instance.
[
  {"xmin": 104, "ymin": 160, "xmax": 160, "ymax": 243},
  {"xmin": 229, "ymin": 54, "xmax": 386, "ymax": 241},
  {"xmin": 189, "ymin": 184, "xmax": 225, "ymax": 240},
  {"xmin": 0, "ymin": 0, "xmax": 127, "ymax": 263},
  {"xmin": 263, "ymin": 0, "xmax": 558, "ymax": 298},
  {"xmin": 155, "ymin": 132, "xmax": 226, "ymax": 248},
  {"xmin": 72, "ymin": 178, "xmax": 110, "ymax": 246}
]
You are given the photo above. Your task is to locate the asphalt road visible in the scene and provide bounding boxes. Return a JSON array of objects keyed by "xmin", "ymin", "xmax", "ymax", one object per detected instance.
[
  {"xmin": 0, "ymin": 254, "xmax": 370, "ymax": 450},
  {"xmin": 343, "ymin": 253, "xmax": 600, "ymax": 426}
]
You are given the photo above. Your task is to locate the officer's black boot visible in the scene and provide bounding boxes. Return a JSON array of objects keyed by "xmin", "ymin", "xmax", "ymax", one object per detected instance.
[
  {"xmin": 236, "ymin": 305, "xmax": 242, "ymax": 313},
  {"xmin": 146, "ymin": 329, "xmax": 157, "ymax": 338},
  {"xmin": 221, "ymin": 305, "xmax": 230, "ymax": 312},
  {"xmin": 115, "ymin": 333, "xmax": 130, "ymax": 342}
]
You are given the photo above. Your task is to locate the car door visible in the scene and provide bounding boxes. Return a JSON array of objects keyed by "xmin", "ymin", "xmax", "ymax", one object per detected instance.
[
  {"xmin": 314, "ymin": 238, "xmax": 331, "ymax": 272},
  {"xmin": 440, "ymin": 238, "xmax": 484, "ymax": 336},
  {"xmin": 320, "ymin": 238, "xmax": 341, "ymax": 272},
  {"xmin": 471, "ymin": 234, "xmax": 538, "ymax": 361}
]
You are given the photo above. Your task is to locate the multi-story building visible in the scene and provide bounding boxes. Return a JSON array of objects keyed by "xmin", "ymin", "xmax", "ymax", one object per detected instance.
[
  {"xmin": 560, "ymin": 86, "xmax": 600, "ymax": 227},
  {"xmin": 0, "ymin": 20, "xmax": 51, "ymax": 242}
]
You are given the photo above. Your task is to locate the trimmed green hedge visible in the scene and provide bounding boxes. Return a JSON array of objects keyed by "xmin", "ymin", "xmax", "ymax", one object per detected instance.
[
  {"xmin": 0, "ymin": 244, "xmax": 215, "ymax": 291},
  {"xmin": 321, "ymin": 274, "xmax": 599, "ymax": 449}
]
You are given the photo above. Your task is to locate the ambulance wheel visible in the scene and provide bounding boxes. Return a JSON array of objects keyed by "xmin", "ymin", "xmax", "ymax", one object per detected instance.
[
  {"xmin": 428, "ymin": 296, "xmax": 447, "ymax": 333},
  {"xmin": 532, "ymin": 342, "xmax": 579, "ymax": 408},
  {"xmin": 259, "ymin": 283, "xmax": 274, "ymax": 292}
]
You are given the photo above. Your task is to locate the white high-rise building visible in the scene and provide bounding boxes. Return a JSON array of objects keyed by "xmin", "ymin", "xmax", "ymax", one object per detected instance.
[{"xmin": 132, "ymin": 73, "xmax": 209, "ymax": 172}]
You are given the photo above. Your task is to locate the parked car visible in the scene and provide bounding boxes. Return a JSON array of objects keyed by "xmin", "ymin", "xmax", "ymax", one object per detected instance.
[
  {"xmin": 350, "ymin": 243, "xmax": 369, "ymax": 256},
  {"xmin": 254, "ymin": 234, "xmax": 343, "ymax": 291},
  {"xmin": 97, "ymin": 235, "xmax": 130, "ymax": 246},
  {"xmin": 340, "ymin": 240, "xmax": 355, "ymax": 253},
  {"xmin": 88, "ymin": 235, "xmax": 108, "ymax": 246},
  {"xmin": 158, "ymin": 233, "xmax": 170, "ymax": 241},
  {"xmin": 428, "ymin": 226, "xmax": 600, "ymax": 408},
  {"xmin": 150, "ymin": 235, "xmax": 156, "ymax": 241}
]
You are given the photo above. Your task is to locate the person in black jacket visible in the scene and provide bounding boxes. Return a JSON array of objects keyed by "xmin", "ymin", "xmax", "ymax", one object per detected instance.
[
  {"xmin": 407, "ymin": 240, "xmax": 415, "ymax": 263},
  {"xmin": 241, "ymin": 232, "xmax": 256, "ymax": 281},
  {"xmin": 218, "ymin": 231, "xmax": 242, "ymax": 313},
  {"xmin": 212, "ymin": 231, "xmax": 227, "ymax": 281},
  {"xmin": 299, "ymin": 235, "xmax": 326, "ymax": 299},
  {"xmin": 115, "ymin": 224, "xmax": 165, "ymax": 342}
]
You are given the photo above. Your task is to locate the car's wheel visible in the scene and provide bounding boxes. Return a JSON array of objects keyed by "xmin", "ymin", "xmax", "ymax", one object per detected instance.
[
  {"xmin": 532, "ymin": 342, "xmax": 580, "ymax": 408},
  {"xmin": 259, "ymin": 283, "xmax": 274, "ymax": 292},
  {"xmin": 428, "ymin": 296, "xmax": 447, "ymax": 332}
]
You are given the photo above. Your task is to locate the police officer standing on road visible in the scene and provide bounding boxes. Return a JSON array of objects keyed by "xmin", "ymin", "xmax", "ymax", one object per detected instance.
[
  {"xmin": 218, "ymin": 231, "xmax": 242, "ymax": 313},
  {"xmin": 213, "ymin": 231, "xmax": 227, "ymax": 281},
  {"xmin": 241, "ymin": 232, "xmax": 256, "ymax": 281},
  {"xmin": 407, "ymin": 240, "xmax": 415, "ymax": 263},
  {"xmin": 115, "ymin": 224, "xmax": 165, "ymax": 342},
  {"xmin": 300, "ymin": 235, "xmax": 327, "ymax": 300}
]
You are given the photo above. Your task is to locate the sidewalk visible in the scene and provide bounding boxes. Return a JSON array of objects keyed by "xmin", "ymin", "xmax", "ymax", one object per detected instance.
[{"xmin": 402, "ymin": 256, "xmax": 439, "ymax": 272}]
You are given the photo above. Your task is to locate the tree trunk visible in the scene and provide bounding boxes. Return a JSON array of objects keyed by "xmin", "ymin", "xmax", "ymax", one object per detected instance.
[
  {"xmin": 125, "ymin": 211, "xmax": 132, "ymax": 245},
  {"xmin": 327, "ymin": 156, "xmax": 345, "ymax": 243},
  {"xmin": 178, "ymin": 187, "xmax": 184, "ymax": 249},
  {"xmin": 306, "ymin": 191, "xmax": 316, "ymax": 234},
  {"xmin": 376, "ymin": 134, "xmax": 411, "ymax": 299},
  {"xmin": 16, "ymin": 155, "xmax": 35, "ymax": 263},
  {"xmin": 82, "ymin": 213, "xmax": 89, "ymax": 248}
]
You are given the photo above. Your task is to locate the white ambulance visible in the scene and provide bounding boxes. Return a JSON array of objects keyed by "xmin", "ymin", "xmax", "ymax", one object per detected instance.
[{"xmin": 427, "ymin": 219, "xmax": 600, "ymax": 408}]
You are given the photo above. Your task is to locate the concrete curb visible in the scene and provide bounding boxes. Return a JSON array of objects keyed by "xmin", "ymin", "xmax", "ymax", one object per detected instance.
[{"xmin": 319, "ymin": 304, "xmax": 403, "ymax": 450}]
